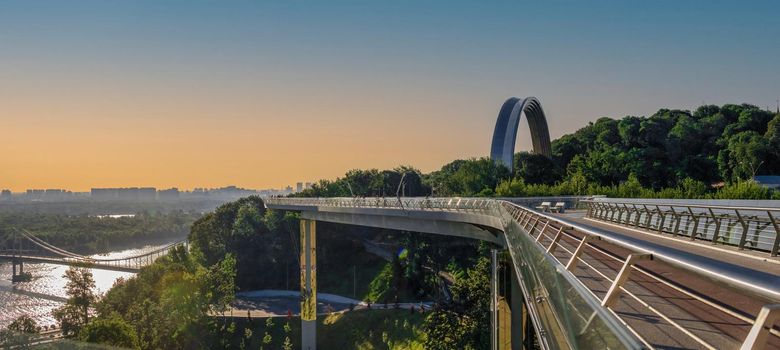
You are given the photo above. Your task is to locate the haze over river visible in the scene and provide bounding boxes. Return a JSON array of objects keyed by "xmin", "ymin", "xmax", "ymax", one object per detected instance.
[{"xmin": 0, "ymin": 239, "xmax": 179, "ymax": 328}]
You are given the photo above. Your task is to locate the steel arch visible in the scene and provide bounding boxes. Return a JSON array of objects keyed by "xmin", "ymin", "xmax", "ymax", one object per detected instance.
[{"xmin": 490, "ymin": 97, "xmax": 552, "ymax": 169}]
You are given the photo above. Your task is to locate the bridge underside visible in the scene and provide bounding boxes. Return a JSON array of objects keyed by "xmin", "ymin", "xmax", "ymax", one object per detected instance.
[{"xmin": 300, "ymin": 211, "xmax": 504, "ymax": 246}]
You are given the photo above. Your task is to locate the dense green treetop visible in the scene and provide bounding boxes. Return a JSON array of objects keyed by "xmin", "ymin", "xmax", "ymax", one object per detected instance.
[{"xmin": 553, "ymin": 104, "xmax": 779, "ymax": 188}]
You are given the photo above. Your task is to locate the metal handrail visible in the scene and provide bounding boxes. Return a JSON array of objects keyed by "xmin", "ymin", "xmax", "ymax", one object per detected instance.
[
  {"xmin": 503, "ymin": 201, "xmax": 780, "ymax": 349},
  {"xmin": 583, "ymin": 199, "xmax": 780, "ymax": 255},
  {"xmin": 582, "ymin": 199, "xmax": 780, "ymax": 212},
  {"xmin": 509, "ymin": 201, "xmax": 780, "ymax": 301}
]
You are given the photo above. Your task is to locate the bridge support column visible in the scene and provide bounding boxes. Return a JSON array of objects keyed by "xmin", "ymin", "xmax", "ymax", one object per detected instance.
[
  {"xmin": 11, "ymin": 260, "xmax": 24, "ymax": 276},
  {"xmin": 491, "ymin": 249, "xmax": 498, "ymax": 350},
  {"xmin": 300, "ymin": 219, "xmax": 317, "ymax": 350},
  {"xmin": 509, "ymin": 261, "xmax": 532, "ymax": 350}
]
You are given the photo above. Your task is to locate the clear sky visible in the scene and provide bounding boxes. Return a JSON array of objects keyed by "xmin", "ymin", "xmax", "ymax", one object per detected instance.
[{"xmin": 1, "ymin": 1, "xmax": 779, "ymax": 192}]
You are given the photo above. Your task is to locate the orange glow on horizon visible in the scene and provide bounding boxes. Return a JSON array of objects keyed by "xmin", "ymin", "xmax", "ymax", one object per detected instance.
[{"xmin": 1, "ymin": 81, "xmax": 522, "ymax": 192}]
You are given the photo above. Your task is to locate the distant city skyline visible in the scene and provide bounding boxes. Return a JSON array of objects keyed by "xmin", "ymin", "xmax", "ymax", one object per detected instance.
[
  {"xmin": 1, "ymin": 1, "xmax": 778, "ymax": 191},
  {"xmin": 0, "ymin": 184, "xmax": 308, "ymax": 194}
]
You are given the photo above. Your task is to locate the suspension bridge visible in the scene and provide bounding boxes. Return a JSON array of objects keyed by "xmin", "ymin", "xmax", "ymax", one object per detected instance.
[{"xmin": 0, "ymin": 228, "xmax": 186, "ymax": 277}]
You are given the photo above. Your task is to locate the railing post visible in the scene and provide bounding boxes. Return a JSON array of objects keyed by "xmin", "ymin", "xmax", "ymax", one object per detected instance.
[
  {"xmin": 535, "ymin": 221, "xmax": 550, "ymax": 242},
  {"xmin": 602, "ymin": 253, "xmax": 652, "ymax": 308},
  {"xmin": 622, "ymin": 204, "xmax": 631, "ymax": 224},
  {"xmin": 709, "ymin": 208, "xmax": 722, "ymax": 244},
  {"xmin": 768, "ymin": 212, "xmax": 780, "ymax": 257},
  {"xmin": 688, "ymin": 207, "xmax": 700, "ymax": 240},
  {"xmin": 565, "ymin": 235, "xmax": 593, "ymax": 272},
  {"xmin": 735, "ymin": 210, "xmax": 749, "ymax": 250},
  {"xmin": 546, "ymin": 226, "xmax": 565, "ymax": 255},
  {"xmin": 528, "ymin": 217, "xmax": 541, "ymax": 235},
  {"xmin": 520, "ymin": 212, "xmax": 532, "ymax": 227},
  {"xmin": 632, "ymin": 204, "xmax": 641, "ymax": 227},
  {"xmin": 655, "ymin": 206, "xmax": 665, "ymax": 234},
  {"xmin": 643, "ymin": 205, "xmax": 653, "ymax": 228},
  {"xmin": 670, "ymin": 207, "xmax": 681, "ymax": 237},
  {"xmin": 741, "ymin": 304, "xmax": 780, "ymax": 350},
  {"xmin": 524, "ymin": 215, "xmax": 534, "ymax": 229}
]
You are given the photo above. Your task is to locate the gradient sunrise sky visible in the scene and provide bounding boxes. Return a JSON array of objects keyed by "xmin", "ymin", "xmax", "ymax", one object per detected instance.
[{"xmin": 2, "ymin": 1, "xmax": 779, "ymax": 192}]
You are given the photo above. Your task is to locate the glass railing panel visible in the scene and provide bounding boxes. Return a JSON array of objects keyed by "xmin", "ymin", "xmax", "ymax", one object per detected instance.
[{"xmin": 498, "ymin": 210, "xmax": 640, "ymax": 349}]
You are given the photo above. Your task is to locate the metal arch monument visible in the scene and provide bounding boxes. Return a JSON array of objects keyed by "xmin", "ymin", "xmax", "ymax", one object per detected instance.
[{"xmin": 490, "ymin": 97, "xmax": 553, "ymax": 169}]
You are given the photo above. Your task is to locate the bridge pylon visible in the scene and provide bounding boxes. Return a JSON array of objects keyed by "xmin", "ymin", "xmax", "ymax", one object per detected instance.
[
  {"xmin": 300, "ymin": 218, "xmax": 317, "ymax": 350},
  {"xmin": 494, "ymin": 249, "xmax": 534, "ymax": 350}
]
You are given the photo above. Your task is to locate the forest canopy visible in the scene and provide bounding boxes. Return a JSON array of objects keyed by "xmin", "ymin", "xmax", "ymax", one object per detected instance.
[{"xmin": 295, "ymin": 103, "xmax": 780, "ymax": 199}]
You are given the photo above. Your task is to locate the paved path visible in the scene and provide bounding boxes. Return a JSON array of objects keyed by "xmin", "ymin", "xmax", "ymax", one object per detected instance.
[{"xmin": 215, "ymin": 290, "xmax": 433, "ymax": 319}]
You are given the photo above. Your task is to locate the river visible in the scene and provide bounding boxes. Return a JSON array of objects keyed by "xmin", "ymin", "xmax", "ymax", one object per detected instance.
[{"xmin": 0, "ymin": 239, "xmax": 179, "ymax": 329}]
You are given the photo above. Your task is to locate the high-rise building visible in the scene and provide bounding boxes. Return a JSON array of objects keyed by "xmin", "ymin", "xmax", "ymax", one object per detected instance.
[
  {"xmin": 296, "ymin": 182, "xmax": 304, "ymax": 192},
  {"xmin": 26, "ymin": 189, "xmax": 45, "ymax": 200},
  {"xmin": 0, "ymin": 189, "xmax": 11, "ymax": 200},
  {"xmin": 158, "ymin": 188, "xmax": 180, "ymax": 200},
  {"xmin": 91, "ymin": 187, "xmax": 157, "ymax": 201}
]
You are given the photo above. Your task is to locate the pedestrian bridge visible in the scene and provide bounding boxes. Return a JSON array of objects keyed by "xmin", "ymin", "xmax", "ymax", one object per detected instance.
[
  {"xmin": 266, "ymin": 196, "xmax": 780, "ymax": 350},
  {"xmin": 0, "ymin": 228, "xmax": 186, "ymax": 275}
]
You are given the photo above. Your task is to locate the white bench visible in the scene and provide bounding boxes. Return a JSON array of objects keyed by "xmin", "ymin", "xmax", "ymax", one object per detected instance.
[
  {"xmin": 551, "ymin": 202, "xmax": 566, "ymax": 213},
  {"xmin": 535, "ymin": 202, "xmax": 551, "ymax": 212}
]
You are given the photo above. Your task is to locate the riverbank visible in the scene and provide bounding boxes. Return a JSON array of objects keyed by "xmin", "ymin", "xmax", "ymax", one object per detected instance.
[{"xmin": 0, "ymin": 238, "xmax": 181, "ymax": 329}]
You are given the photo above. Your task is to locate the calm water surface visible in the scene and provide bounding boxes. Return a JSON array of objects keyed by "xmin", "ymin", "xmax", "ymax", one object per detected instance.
[{"xmin": 0, "ymin": 240, "xmax": 176, "ymax": 328}]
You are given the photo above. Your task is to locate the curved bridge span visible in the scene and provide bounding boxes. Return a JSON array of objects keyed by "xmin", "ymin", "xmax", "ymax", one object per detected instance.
[{"xmin": 266, "ymin": 196, "xmax": 780, "ymax": 350}]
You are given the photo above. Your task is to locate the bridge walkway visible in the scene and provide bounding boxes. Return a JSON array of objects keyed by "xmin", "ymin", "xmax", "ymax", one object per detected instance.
[{"xmin": 555, "ymin": 210, "xmax": 780, "ymax": 349}]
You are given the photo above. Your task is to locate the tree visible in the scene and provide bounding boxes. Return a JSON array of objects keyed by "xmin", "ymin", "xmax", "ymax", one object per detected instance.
[
  {"xmin": 80, "ymin": 316, "xmax": 138, "ymax": 348},
  {"xmin": 435, "ymin": 158, "xmax": 510, "ymax": 196},
  {"xmin": 189, "ymin": 196, "xmax": 281, "ymax": 290},
  {"xmin": 93, "ymin": 241, "xmax": 237, "ymax": 349},
  {"xmin": 719, "ymin": 131, "xmax": 770, "ymax": 181},
  {"xmin": 513, "ymin": 152, "xmax": 562, "ymax": 185},
  {"xmin": 54, "ymin": 267, "xmax": 97, "ymax": 338},
  {"xmin": 424, "ymin": 257, "xmax": 490, "ymax": 349},
  {"xmin": 7, "ymin": 315, "xmax": 38, "ymax": 334},
  {"xmin": 764, "ymin": 115, "xmax": 780, "ymax": 175},
  {"xmin": 0, "ymin": 315, "xmax": 39, "ymax": 349}
]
